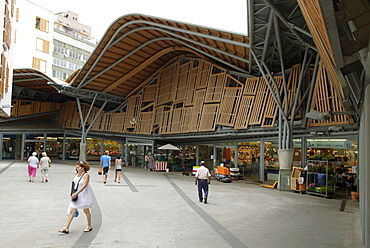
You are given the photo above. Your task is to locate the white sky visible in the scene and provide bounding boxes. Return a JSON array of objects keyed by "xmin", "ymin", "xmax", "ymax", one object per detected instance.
[{"xmin": 29, "ymin": 0, "xmax": 248, "ymax": 39}]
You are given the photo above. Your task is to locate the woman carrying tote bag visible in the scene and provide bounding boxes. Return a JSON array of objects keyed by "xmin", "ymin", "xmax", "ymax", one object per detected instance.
[{"xmin": 58, "ymin": 161, "xmax": 93, "ymax": 234}]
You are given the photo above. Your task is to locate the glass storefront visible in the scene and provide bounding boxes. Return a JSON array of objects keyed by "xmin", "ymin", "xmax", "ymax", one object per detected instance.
[
  {"xmin": 2, "ymin": 135, "xmax": 16, "ymax": 159},
  {"xmin": 86, "ymin": 138, "xmax": 101, "ymax": 158},
  {"xmin": 65, "ymin": 137, "xmax": 80, "ymax": 159},
  {"xmin": 237, "ymin": 141, "xmax": 261, "ymax": 182},
  {"xmin": 127, "ymin": 144, "xmax": 144, "ymax": 166},
  {"xmin": 216, "ymin": 142, "xmax": 235, "ymax": 168},
  {"xmin": 264, "ymin": 141, "xmax": 279, "ymax": 182},
  {"xmin": 199, "ymin": 144, "xmax": 214, "ymax": 170},
  {"xmin": 125, "ymin": 141, "xmax": 153, "ymax": 167},
  {"xmin": 306, "ymin": 138, "xmax": 358, "ymax": 171},
  {"xmin": 183, "ymin": 145, "xmax": 196, "ymax": 166},
  {"xmin": 24, "ymin": 134, "xmax": 45, "ymax": 159},
  {"xmin": 1, "ymin": 133, "xmax": 359, "ymax": 183},
  {"xmin": 65, "ymin": 138, "xmax": 123, "ymax": 160},
  {"xmin": 45, "ymin": 137, "xmax": 63, "ymax": 159},
  {"xmin": 181, "ymin": 145, "xmax": 196, "ymax": 172},
  {"xmin": 292, "ymin": 139, "xmax": 303, "ymax": 165}
]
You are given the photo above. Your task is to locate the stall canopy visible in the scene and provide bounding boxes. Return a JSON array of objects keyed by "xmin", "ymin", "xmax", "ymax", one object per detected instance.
[
  {"xmin": 158, "ymin": 144, "xmax": 180, "ymax": 150},
  {"xmin": 158, "ymin": 143, "xmax": 180, "ymax": 170}
]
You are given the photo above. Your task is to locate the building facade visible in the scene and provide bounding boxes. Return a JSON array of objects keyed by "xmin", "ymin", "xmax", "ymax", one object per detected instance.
[
  {"xmin": 13, "ymin": 0, "xmax": 54, "ymax": 73},
  {"xmin": 0, "ymin": 0, "xmax": 15, "ymax": 117},
  {"xmin": 13, "ymin": 2, "xmax": 96, "ymax": 80},
  {"xmin": 52, "ymin": 10, "xmax": 96, "ymax": 80}
]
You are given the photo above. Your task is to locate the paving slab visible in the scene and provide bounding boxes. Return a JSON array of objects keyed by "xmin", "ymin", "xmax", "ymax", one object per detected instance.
[{"xmin": 0, "ymin": 160, "xmax": 364, "ymax": 248}]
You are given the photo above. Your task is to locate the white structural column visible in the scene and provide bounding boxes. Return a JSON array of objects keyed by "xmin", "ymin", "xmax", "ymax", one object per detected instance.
[
  {"xmin": 361, "ymin": 41, "xmax": 370, "ymax": 247},
  {"xmin": 363, "ymin": 78, "xmax": 370, "ymax": 247},
  {"xmin": 278, "ymin": 149, "xmax": 295, "ymax": 191}
]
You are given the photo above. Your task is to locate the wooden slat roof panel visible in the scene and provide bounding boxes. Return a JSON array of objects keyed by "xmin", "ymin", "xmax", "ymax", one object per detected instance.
[
  {"xmin": 13, "ymin": 69, "xmax": 61, "ymax": 95},
  {"xmin": 71, "ymin": 14, "xmax": 250, "ymax": 97}
]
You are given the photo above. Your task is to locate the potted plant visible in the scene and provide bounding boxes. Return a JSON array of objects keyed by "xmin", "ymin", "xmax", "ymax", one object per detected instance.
[
  {"xmin": 327, "ymin": 187, "xmax": 335, "ymax": 195},
  {"xmin": 351, "ymin": 185, "xmax": 359, "ymax": 202},
  {"xmin": 327, "ymin": 177, "xmax": 336, "ymax": 186},
  {"xmin": 317, "ymin": 165, "xmax": 325, "ymax": 173},
  {"xmin": 307, "ymin": 163, "xmax": 316, "ymax": 172},
  {"xmin": 307, "ymin": 183, "xmax": 316, "ymax": 192},
  {"xmin": 325, "ymin": 166, "xmax": 335, "ymax": 175}
]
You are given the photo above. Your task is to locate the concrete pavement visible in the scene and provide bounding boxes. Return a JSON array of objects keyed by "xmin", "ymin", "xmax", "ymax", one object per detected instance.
[{"xmin": 0, "ymin": 160, "xmax": 364, "ymax": 248}]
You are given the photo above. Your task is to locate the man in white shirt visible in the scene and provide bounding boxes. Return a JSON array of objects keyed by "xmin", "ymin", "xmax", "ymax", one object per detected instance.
[{"xmin": 195, "ymin": 161, "xmax": 211, "ymax": 204}]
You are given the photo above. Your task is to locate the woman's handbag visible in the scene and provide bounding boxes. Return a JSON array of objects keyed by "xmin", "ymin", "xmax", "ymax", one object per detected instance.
[
  {"xmin": 98, "ymin": 167, "xmax": 102, "ymax": 175},
  {"xmin": 70, "ymin": 182, "xmax": 78, "ymax": 202},
  {"xmin": 70, "ymin": 173, "xmax": 86, "ymax": 202}
]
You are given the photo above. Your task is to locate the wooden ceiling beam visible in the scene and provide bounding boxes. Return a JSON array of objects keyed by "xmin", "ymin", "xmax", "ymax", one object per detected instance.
[{"xmin": 105, "ymin": 46, "xmax": 183, "ymax": 93}]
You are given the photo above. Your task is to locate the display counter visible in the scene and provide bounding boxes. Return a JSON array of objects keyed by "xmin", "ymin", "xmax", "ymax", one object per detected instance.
[{"xmin": 155, "ymin": 161, "xmax": 167, "ymax": 171}]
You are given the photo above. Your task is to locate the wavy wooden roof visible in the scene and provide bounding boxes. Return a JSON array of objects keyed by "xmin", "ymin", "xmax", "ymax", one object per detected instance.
[
  {"xmin": 12, "ymin": 68, "xmax": 60, "ymax": 95},
  {"xmin": 71, "ymin": 14, "xmax": 250, "ymax": 98},
  {"xmin": 12, "ymin": 68, "xmax": 72, "ymax": 103}
]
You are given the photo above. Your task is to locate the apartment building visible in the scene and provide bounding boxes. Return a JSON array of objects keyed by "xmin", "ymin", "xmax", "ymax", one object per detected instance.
[
  {"xmin": 0, "ymin": 0, "xmax": 16, "ymax": 117},
  {"xmin": 52, "ymin": 10, "xmax": 97, "ymax": 80},
  {"xmin": 13, "ymin": 1, "xmax": 96, "ymax": 81}
]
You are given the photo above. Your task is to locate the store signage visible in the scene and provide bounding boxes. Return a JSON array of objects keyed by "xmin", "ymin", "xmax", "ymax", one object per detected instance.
[
  {"xmin": 303, "ymin": 140, "xmax": 352, "ymax": 149},
  {"xmin": 293, "ymin": 140, "xmax": 352, "ymax": 148}
]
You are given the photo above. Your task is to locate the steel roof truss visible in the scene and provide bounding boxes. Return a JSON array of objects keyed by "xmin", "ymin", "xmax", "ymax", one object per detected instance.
[
  {"xmin": 12, "ymin": 85, "xmax": 65, "ymax": 102},
  {"xmin": 48, "ymin": 83, "xmax": 126, "ymax": 105},
  {"xmin": 81, "ymin": 37, "xmax": 249, "ymax": 90},
  {"xmin": 80, "ymin": 26, "xmax": 250, "ymax": 87}
]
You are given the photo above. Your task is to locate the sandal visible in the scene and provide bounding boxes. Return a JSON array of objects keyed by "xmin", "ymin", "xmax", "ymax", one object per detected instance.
[
  {"xmin": 58, "ymin": 228, "xmax": 69, "ymax": 234},
  {"xmin": 84, "ymin": 226, "xmax": 93, "ymax": 232}
]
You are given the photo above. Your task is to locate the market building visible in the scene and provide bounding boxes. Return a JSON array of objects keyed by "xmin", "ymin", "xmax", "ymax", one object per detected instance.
[{"xmin": 1, "ymin": 0, "xmax": 370, "ymax": 246}]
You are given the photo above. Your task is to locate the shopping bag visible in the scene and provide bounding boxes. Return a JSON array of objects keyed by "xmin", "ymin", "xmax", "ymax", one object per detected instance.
[
  {"xmin": 98, "ymin": 167, "xmax": 102, "ymax": 175},
  {"xmin": 67, "ymin": 206, "xmax": 79, "ymax": 217}
]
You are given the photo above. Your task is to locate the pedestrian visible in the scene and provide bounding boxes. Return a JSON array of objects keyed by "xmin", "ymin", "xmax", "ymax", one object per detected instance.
[
  {"xmin": 27, "ymin": 152, "xmax": 39, "ymax": 182},
  {"xmin": 195, "ymin": 161, "xmax": 211, "ymax": 204},
  {"xmin": 100, "ymin": 150, "xmax": 111, "ymax": 184},
  {"xmin": 334, "ymin": 157, "xmax": 341, "ymax": 167},
  {"xmin": 114, "ymin": 155, "xmax": 122, "ymax": 183},
  {"xmin": 38, "ymin": 152, "xmax": 51, "ymax": 183},
  {"xmin": 147, "ymin": 154, "xmax": 155, "ymax": 171},
  {"xmin": 144, "ymin": 153, "xmax": 149, "ymax": 170},
  {"xmin": 59, "ymin": 161, "xmax": 92, "ymax": 234}
]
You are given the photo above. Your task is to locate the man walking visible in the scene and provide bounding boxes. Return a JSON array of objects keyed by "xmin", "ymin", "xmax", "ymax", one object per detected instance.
[
  {"xmin": 100, "ymin": 150, "xmax": 111, "ymax": 184},
  {"xmin": 195, "ymin": 161, "xmax": 211, "ymax": 204}
]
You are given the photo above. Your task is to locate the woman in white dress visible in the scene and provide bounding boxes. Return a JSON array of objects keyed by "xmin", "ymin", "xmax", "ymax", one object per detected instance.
[
  {"xmin": 59, "ymin": 161, "xmax": 93, "ymax": 234},
  {"xmin": 38, "ymin": 152, "xmax": 51, "ymax": 183}
]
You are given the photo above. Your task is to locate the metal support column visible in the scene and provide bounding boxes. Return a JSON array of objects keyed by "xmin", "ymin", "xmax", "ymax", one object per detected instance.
[
  {"xmin": 0, "ymin": 133, "xmax": 3, "ymax": 160},
  {"xmin": 100, "ymin": 139, "xmax": 104, "ymax": 155},
  {"xmin": 301, "ymin": 137, "xmax": 307, "ymax": 164},
  {"xmin": 260, "ymin": 140, "xmax": 265, "ymax": 182},
  {"xmin": 62, "ymin": 132, "xmax": 66, "ymax": 161},
  {"xmin": 196, "ymin": 143, "xmax": 199, "ymax": 166},
  {"xmin": 234, "ymin": 141, "xmax": 238, "ymax": 168},
  {"xmin": 21, "ymin": 133, "xmax": 25, "ymax": 161},
  {"xmin": 43, "ymin": 133, "xmax": 47, "ymax": 154},
  {"xmin": 120, "ymin": 141, "xmax": 124, "ymax": 161},
  {"xmin": 213, "ymin": 144, "xmax": 217, "ymax": 169},
  {"xmin": 124, "ymin": 138, "xmax": 129, "ymax": 165},
  {"xmin": 76, "ymin": 94, "xmax": 107, "ymax": 161}
]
